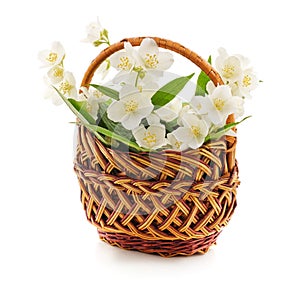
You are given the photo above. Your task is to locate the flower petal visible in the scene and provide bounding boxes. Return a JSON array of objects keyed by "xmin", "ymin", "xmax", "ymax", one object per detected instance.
[
  {"xmin": 190, "ymin": 95, "xmax": 209, "ymax": 115},
  {"xmin": 155, "ymin": 97, "xmax": 182, "ymax": 122},
  {"xmin": 47, "ymin": 65, "xmax": 64, "ymax": 84},
  {"xmin": 167, "ymin": 132, "xmax": 188, "ymax": 151},
  {"xmin": 122, "ymin": 114, "xmax": 141, "ymax": 130},
  {"xmin": 119, "ymin": 84, "xmax": 138, "ymax": 98},
  {"xmin": 133, "ymin": 123, "xmax": 167, "ymax": 150},
  {"xmin": 188, "ymin": 135, "xmax": 205, "ymax": 149},
  {"xmin": 146, "ymin": 113, "xmax": 160, "ymax": 125},
  {"xmin": 181, "ymin": 112, "xmax": 202, "ymax": 128},
  {"xmin": 207, "ymin": 107, "xmax": 225, "ymax": 125},
  {"xmin": 157, "ymin": 52, "xmax": 174, "ymax": 70},
  {"xmin": 110, "ymin": 51, "xmax": 135, "ymax": 71},
  {"xmin": 231, "ymin": 96, "xmax": 245, "ymax": 118},
  {"xmin": 138, "ymin": 38, "xmax": 159, "ymax": 58},
  {"xmin": 172, "ymin": 127, "xmax": 193, "ymax": 144},
  {"xmin": 107, "ymin": 101, "xmax": 127, "ymax": 122},
  {"xmin": 206, "ymin": 81, "xmax": 216, "ymax": 95},
  {"xmin": 211, "ymin": 85, "xmax": 232, "ymax": 101},
  {"xmin": 82, "ymin": 19, "xmax": 103, "ymax": 43},
  {"xmin": 215, "ymin": 50, "xmax": 243, "ymax": 83}
]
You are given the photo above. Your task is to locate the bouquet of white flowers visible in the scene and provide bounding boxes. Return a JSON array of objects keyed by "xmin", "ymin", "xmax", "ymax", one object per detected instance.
[{"xmin": 39, "ymin": 19, "xmax": 259, "ymax": 257}]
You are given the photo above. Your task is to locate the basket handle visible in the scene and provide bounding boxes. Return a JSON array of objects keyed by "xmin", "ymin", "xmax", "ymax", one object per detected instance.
[
  {"xmin": 81, "ymin": 36, "xmax": 224, "ymax": 87},
  {"xmin": 80, "ymin": 36, "xmax": 234, "ymax": 124}
]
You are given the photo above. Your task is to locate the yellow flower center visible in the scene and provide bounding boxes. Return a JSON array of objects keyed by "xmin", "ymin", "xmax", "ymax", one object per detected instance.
[
  {"xmin": 92, "ymin": 89, "xmax": 104, "ymax": 98},
  {"xmin": 191, "ymin": 126, "xmax": 201, "ymax": 137},
  {"xmin": 144, "ymin": 53, "xmax": 159, "ymax": 69},
  {"xmin": 46, "ymin": 52, "xmax": 58, "ymax": 63},
  {"xmin": 59, "ymin": 81, "xmax": 73, "ymax": 95},
  {"xmin": 242, "ymin": 75, "xmax": 252, "ymax": 87},
  {"xmin": 214, "ymin": 98, "xmax": 225, "ymax": 111},
  {"xmin": 143, "ymin": 132, "xmax": 157, "ymax": 147},
  {"xmin": 86, "ymin": 102, "xmax": 92, "ymax": 112},
  {"xmin": 125, "ymin": 100, "xmax": 138, "ymax": 113},
  {"xmin": 174, "ymin": 140, "xmax": 183, "ymax": 149},
  {"xmin": 53, "ymin": 66, "xmax": 63, "ymax": 78},
  {"xmin": 117, "ymin": 56, "xmax": 132, "ymax": 70},
  {"xmin": 222, "ymin": 64, "xmax": 235, "ymax": 78}
]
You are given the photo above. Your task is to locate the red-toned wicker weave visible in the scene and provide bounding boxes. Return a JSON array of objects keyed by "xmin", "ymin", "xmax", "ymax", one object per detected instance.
[{"xmin": 74, "ymin": 37, "xmax": 240, "ymax": 257}]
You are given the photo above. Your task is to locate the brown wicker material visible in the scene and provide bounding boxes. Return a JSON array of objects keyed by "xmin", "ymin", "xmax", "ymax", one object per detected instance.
[{"xmin": 74, "ymin": 37, "xmax": 240, "ymax": 257}]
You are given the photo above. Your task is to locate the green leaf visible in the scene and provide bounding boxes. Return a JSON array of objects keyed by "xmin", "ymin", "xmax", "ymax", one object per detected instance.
[
  {"xmin": 68, "ymin": 99, "xmax": 95, "ymax": 124},
  {"xmin": 208, "ymin": 55, "xmax": 212, "ymax": 64},
  {"xmin": 165, "ymin": 118, "xmax": 179, "ymax": 133},
  {"xmin": 54, "ymin": 87, "xmax": 95, "ymax": 125},
  {"xmin": 54, "ymin": 86, "xmax": 144, "ymax": 150},
  {"xmin": 151, "ymin": 73, "xmax": 194, "ymax": 109},
  {"xmin": 195, "ymin": 55, "xmax": 212, "ymax": 96},
  {"xmin": 90, "ymin": 84, "xmax": 119, "ymax": 100},
  {"xmin": 84, "ymin": 124, "xmax": 145, "ymax": 152},
  {"xmin": 54, "ymin": 87, "xmax": 108, "ymax": 144},
  {"xmin": 205, "ymin": 116, "xmax": 251, "ymax": 142}
]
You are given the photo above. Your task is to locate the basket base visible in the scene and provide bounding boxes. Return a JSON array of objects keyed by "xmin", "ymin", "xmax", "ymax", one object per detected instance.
[{"xmin": 98, "ymin": 230, "xmax": 221, "ymax": 257}]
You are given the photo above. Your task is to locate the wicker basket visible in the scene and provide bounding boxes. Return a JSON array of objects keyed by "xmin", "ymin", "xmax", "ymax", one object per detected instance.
[{"xmin": 74, "ymin": 37, "xmax": 240, "ymax": 257}]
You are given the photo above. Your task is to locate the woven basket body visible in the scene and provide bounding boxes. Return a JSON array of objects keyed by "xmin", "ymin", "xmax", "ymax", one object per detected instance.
[{"xmin": 74, "ymin": 37, "xmax": 240, "ymax": 257}]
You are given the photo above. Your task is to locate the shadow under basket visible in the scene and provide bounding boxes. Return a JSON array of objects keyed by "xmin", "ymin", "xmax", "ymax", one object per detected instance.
[{"xmin": 73, "ymin": 37, "xmax": 240, "ymax": 257}]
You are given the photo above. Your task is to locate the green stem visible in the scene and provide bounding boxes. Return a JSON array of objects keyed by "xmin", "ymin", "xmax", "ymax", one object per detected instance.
[
  {"xmin": 84, "ymin": 123, "xmax": 147, "ymax": 152},
  {"xmin": 135, "ymin": 72, "xmax": 139, "ymax": 87}
]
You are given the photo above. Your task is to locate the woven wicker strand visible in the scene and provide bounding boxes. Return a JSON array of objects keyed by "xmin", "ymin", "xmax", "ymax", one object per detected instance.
[{"xmin": 74, "ymin": 37, "xmax": 240, "ymax": 257}]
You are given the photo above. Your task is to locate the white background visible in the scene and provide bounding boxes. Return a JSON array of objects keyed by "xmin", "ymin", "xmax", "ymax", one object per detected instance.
[{"xmin": 1, "ymin": 0, "xmax": 299, "ymax": 282}]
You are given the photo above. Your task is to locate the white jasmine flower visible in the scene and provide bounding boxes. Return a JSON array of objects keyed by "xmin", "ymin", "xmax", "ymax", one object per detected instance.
[
  {"xmin": 110, "ymin": 38, "xmax": 174, "ymax": 73},
  {"xmin": 172, "ymin": 113, "xmax": 209, "ymax": 149},
  {"xmin": 155, "ymin": 97, "xmax": 183, "ymax": 122},
  {"xmin": 110, "ymin": 42, "xmax": 138, "ymax": 72},
  {"xmin": 38, "ymin": 41, "xmax": 65, "ymax": 68},
  {"xmin": 43, "ymin": 71, "xmax": 77, "ymax": 105},
  {"xmin": 80, "ymin": 86, "xmax": 109, "ymax": 102},
  {"xmin": 47, "ymin": 65, "xmax": 64, "ymax": 84},
  {"xmin": 167, "ymin": 132, "xmax": 189, "ymax": 151},
  {"xmin": 215, "ymin": 47, "xmax": 243, "ymax": 84},
  {"xmin": 107, "ymin": 87, "xmax": 154, "ymax": 130},
  {"xmin": 199, "ymin": 85, "xmax": 236, "ymax": 126},
  {"xmin": 82, "ymin": 18, "xmax": 109, "ymax": 46},
  {"xmin": 240, "ymin": 69, "xmax": 259, "ymax": 92},
  {"xmin": 57, "ymin": 71, "xmax": 77, "ymax": 99},
  {"xmin": 133, "ymin": 124, "xmax": 167, "ymax": 150},
  {"xmin": 82, "ymin": 18, "xmax": 102, "ymax": 43},
  {"xmin": 80, "ymin": 86, "xmax": 110, "ymax": 119},
  {"xmin": 86, "ymin": 96, "xmax": 100, "ymax": 120},
  {"xmin": 233, "ymin": 69, "xmax": 259, "ymax": 98},
  {"xmin": 138, "ymin": 38, "xmax": 174, "ymax": 71}
]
